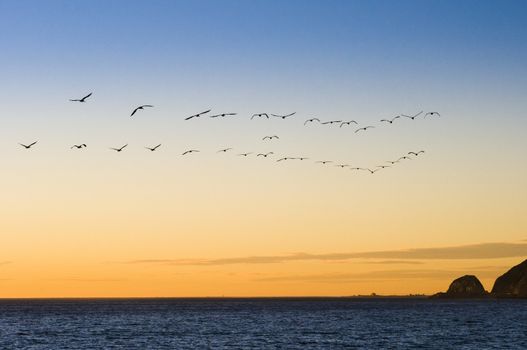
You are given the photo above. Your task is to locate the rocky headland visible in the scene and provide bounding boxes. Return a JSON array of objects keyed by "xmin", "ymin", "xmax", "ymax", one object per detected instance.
[{"xmin": 431, "ymin": 259, "xmax": 527, "ymax": 299}]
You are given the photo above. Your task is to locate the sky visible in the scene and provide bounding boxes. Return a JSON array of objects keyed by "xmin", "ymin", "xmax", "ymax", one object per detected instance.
[{"xmin": 0, "ymin": 0, "xmax": 526, "ymax": 297}]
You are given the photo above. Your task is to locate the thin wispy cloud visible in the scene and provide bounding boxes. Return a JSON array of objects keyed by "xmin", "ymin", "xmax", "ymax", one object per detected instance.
[
  {"xmin": 361, "ymin": 260, "xmax": 424, "ymax": 265},
  {"xmin": 46, "ymin": 278, "xmax": 126, "ymax": 282},
  {"xmin": 254, "ymin": 267, "xmax": 506, "ymax": 284},
  {"xmin": 125, "ymin": 242, "xmax": 527, "ymax": 266}
]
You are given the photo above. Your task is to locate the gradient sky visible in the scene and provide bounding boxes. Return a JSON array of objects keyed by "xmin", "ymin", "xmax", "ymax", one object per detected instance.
[{"xmin": 0, "ymin": 0, "xmax": 526, "ymax": 297}]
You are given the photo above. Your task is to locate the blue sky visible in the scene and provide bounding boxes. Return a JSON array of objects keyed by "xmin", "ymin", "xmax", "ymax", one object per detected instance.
[
  {"xmin": 2, "ymin": 0, "xmax": 526, "ymax": 91},
  {"xmin": 0, "ymin": 0, "xmax": 525, "ymax": 161},
  {"xmin": 0, "ymin": 0, "xmax": 524, "ymax": 159}
]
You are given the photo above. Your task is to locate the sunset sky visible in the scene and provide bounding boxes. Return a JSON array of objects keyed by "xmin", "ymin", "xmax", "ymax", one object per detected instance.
[{"xmin": 0, "ymin": 0, "xmax": 526, "ymax": 297}]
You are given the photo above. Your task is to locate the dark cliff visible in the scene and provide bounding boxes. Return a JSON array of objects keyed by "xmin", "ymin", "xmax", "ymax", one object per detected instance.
[{"xmin": 491, "ymin": 259, "xmax": 527, "ymax": 298}]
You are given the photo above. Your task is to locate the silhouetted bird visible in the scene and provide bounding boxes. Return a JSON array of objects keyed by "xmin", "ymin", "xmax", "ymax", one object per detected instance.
[
  {"xmin": 402, "ymin": 111, "xmax": 423, "ymax": 120},
  {"xmin": 210, "ymin": 113, "xmax": 237, "ymax": 118},
  {"xmin": 262, "ymin": 135, "xmax": 279, "ymax": 140},
  {"xmin": 19, "ymin": 141, "xmax": 38, "ymax": 149},
  {"xmin": 304, "ymin": 118, "xmax": 320, "ymax": 126},
  {"xmin": 145, "ymin": 144, "xmax": 162, "ymax": 151},
  {"xmin": 71, "ymin": 144, "xmax": 87, "ymax": 149},
  {"xmin": 397, "ymin": 156, "xmax": 412, "ymax": 161},
  {"xmin": 350, "ymin": 167, "xmax": 362, "ymax": 171},
  {"xmin": 296, "ymin": 157, "xmax": 309, "ymax": 161},
  {"xmin": 217, "ymin": 148, "xmax": 232, "ymax": 153},
  {"xmin": 271, "ymin": 112, "xmax": 296, "ymax": 119},
  {"xmin": 355, "ymin": 126, "xmax": 375, "ymax": 133},
  {"xmin": 110, "ymin": 144, "xmax": 128, "ymax": 152},
  {"xmin": 257, "ymin": 152, "xmax": 274, "ymax": 157},
  {"xmin": 380, "ymin": 116, "xmax": 401, "ymax": 124},
  {"xmin": 386, "ymin": 160, "xmax": 400, "ymax": 165},
  {"xmin": 182, "ymin": 150, "xmax": 199, "ymax": 155},
  {"xmin": 340, "ymin": 120, "xmax": 358, "ymax": 128},
  {"xmin": 69, "ymin": 93, "xmax": 92, "ymax": 103},
  {"xmin": 321, "ymin": 120, "xmax": 342, "ymax": 125},
  {"xmin": 408, "ymin": 151, "xmax": 425, "ymax": 156},
  {"xmin": 316, "ymin": 160, "xmax": 332, "ymax": 165},
  {"xmin": 376, "ymin": 165, "xmax": 391, "ymax": 169},
  {"xmin": 362, "ymin": 168, "xmax": 381, "ymax": 174},
  {"xmin": 276, "ymin": 157, "xmax": 292, "ymax": 162},
  {"xmin": 251, "ymin": 113, "xmax": 269, "ymax": 120},
  {"xmin": 185, "ymin": 109, "xmax": 211, "ymax": 120},
  {"xmin": 424, "ymin": 112, "xmax": 441, "ymax": 118},
  {"xmin": 334, "ymin": 164, "xmax": 349, "ymax": 168},
  {"xmin": 238, "ymin": 152, "xmax": 252, "ymax": 157},
  {"xmin": 130, "ymin": 105, "xmax": 153, "ymax": 117}
]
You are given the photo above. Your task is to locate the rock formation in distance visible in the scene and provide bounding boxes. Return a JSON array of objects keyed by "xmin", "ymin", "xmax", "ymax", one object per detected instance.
[
  {"xmin": 431, "ymin": 275, "xmax": 488, "ymax": 298},
  {"xmin": 491, "ymin": 259, "xmax": 527, "ymax": 298}
]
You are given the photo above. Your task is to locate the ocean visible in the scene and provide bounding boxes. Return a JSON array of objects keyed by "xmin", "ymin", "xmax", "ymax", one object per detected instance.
[{"xmin": 0, "ymin": 298, "xmax": 526, "ymax": 349}]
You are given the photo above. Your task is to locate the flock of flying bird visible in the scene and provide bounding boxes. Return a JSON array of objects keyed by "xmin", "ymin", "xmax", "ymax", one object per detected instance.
[{"xmin": 17, "ymin": 92, "xmax": 440, "ymax": 174}]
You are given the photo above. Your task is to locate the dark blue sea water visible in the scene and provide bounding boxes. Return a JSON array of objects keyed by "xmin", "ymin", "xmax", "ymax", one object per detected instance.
[{"xmin": 0, "ymin": 298, "xmax": 526, "ymax": 349}]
